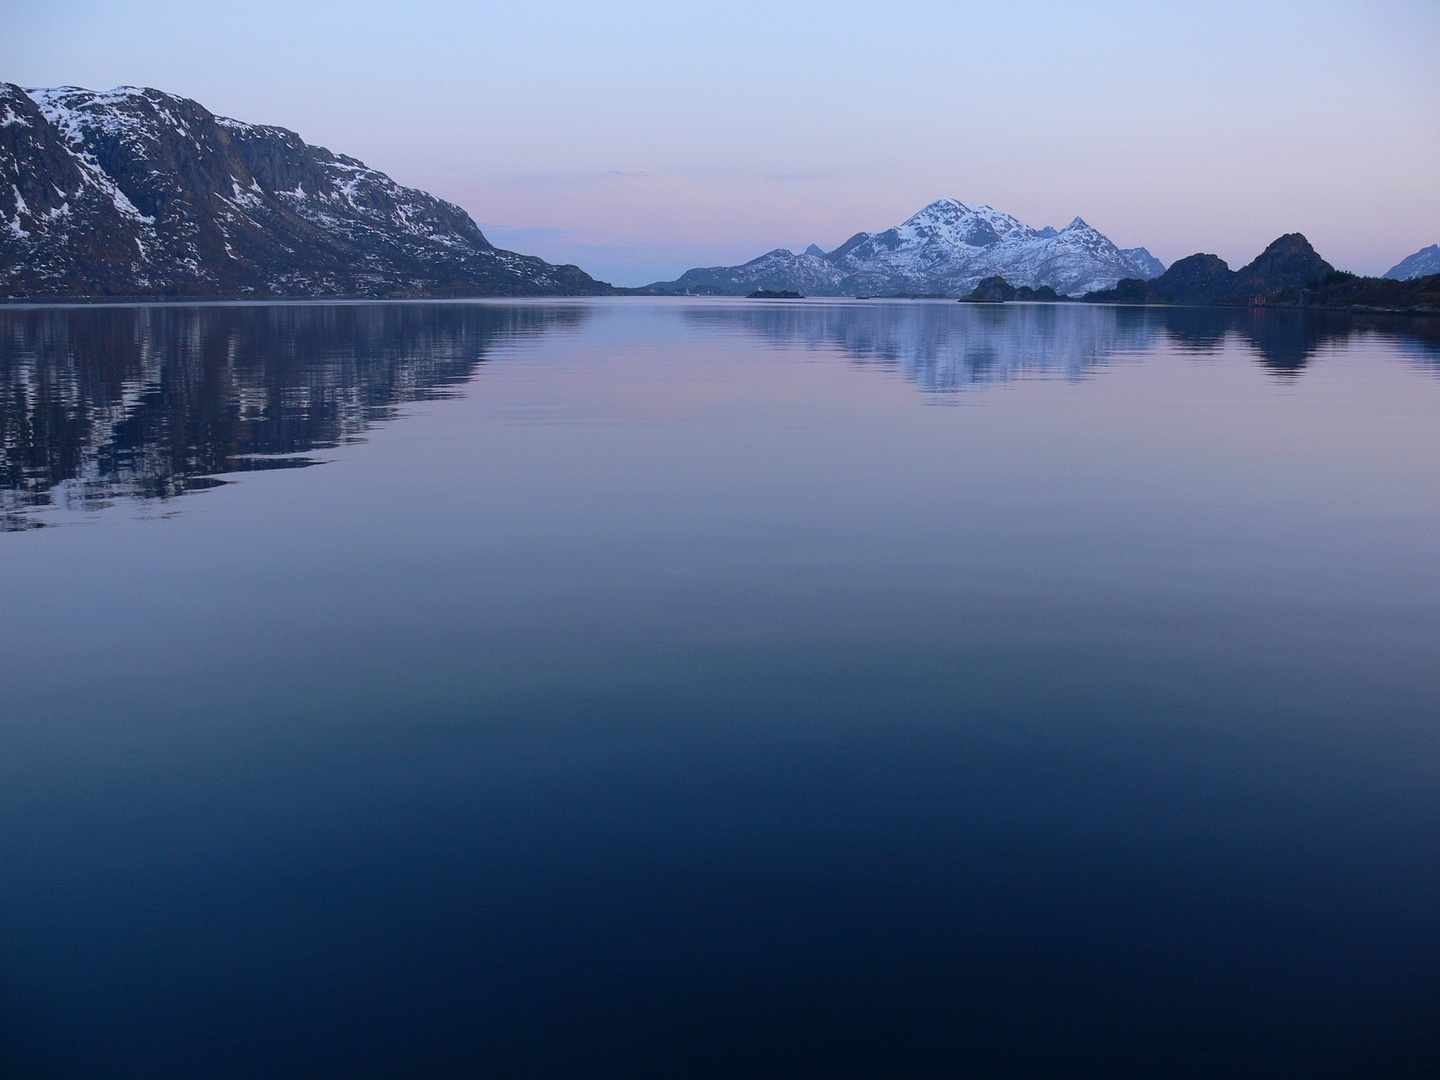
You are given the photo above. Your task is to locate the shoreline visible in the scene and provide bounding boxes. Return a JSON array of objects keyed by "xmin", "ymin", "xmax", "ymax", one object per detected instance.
[{"xmin": 3, "ymin": 293, "xmax": 1436, "ymax": 317}]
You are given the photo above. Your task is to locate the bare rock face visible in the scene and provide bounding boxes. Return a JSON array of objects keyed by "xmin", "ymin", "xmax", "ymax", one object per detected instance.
[
  {"xmin": 1150, "ymin": 253, "xmax": 1238, "ymax": 303},
  {"xmin": 0, "ymin": 84, "xmax": 611, "ymax": 299},
  {"xmin": 1233, "ymin": 233, "xmax": 1334, "ymax": 297}
]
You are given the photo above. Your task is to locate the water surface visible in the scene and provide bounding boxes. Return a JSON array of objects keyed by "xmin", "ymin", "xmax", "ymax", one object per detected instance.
[{"xmin": 2, "ymin": 299, "xmax": 1438, "ymax": 1078}]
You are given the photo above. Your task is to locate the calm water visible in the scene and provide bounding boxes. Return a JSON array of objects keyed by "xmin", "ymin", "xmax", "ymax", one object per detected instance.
[{"xmin": 2, "ymin": 299, "xmax": 1438, "ymax": 1078}]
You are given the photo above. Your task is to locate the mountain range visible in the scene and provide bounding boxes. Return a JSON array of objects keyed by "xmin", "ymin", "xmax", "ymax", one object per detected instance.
[
  {"xmin": 0, "ymin": 83, "xmax": 609, "ymax": 299},
  {"xmin": 645, "ymin": 200, "xmax": 1165, "ymax": 297},
  {"xmin": 2, "ymin": 82, "xmax": 1435, "ymax": 311}
]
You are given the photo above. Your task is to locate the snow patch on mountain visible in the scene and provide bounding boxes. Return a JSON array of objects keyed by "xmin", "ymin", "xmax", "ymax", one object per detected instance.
[{"xmin": 1384, "ymin": 244, "xmax": 1440, "ymax": 281}]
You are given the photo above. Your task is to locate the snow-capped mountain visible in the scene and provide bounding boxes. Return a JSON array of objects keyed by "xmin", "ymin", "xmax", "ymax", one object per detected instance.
[
  {"xmin": 649, "ymin": 200, "xmax": 1164, "ymax": 296},
  {"xmin": 1385, "ymin": 245, "xmax": 1440, "ymax": 281},
  {"xmin": 0, "ymin": 83, "xmax": 609, "ymax": 299}
]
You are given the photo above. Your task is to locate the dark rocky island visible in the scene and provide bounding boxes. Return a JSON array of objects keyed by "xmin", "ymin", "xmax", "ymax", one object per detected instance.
[
  {"xmin": 962, "ymin": 276, "xmax": 1060, "ymax": 302},
  {"xmin": 0, "ymin": 84, "xmax": 612, "ymax": 300}
]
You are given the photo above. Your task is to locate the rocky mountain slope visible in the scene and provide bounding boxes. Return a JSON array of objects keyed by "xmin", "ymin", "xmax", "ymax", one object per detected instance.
[
  {"xmin": 0, "ymin": 83, "xmax": 610, "ymax": 299},
  {"xmin": 1084, "ymin": 234, "xmax": 1334, "ymax": 305},
  {"xmin": 1385, "ymin": 245, "xmax": 1440, "ymax": 281},
  {"xmin": 1083, "ymin": 234, "xmax": 1440, "ymax": 314},
  {"xmin": 646, "ymin": 200, "xmax": 1163, "ymax": 297}
]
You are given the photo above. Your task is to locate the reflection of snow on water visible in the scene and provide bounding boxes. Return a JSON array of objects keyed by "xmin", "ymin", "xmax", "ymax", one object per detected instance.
[
  {"xmin": 686, "ymin": 302, "xmax": 1165, "ymax": 391},
  {"xmin": 688, "ymin": 301, "xmax": 1440, "ymax": 390}
]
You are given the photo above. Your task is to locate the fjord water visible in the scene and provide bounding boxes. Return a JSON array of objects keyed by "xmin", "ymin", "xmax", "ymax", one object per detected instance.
[{"xmin": 2, "ymin": 300, "xmax": 1438, "ymax": 1078}]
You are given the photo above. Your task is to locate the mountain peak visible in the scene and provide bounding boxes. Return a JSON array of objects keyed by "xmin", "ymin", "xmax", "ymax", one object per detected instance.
[
  {"xmin": 1153, "ymin": 253, "xmax": 1233, "ymax": 300},
  {"xmin": 1237, "ymin": 233, "xmax": 1333, "ymax": 291},
  {"xmin": 1256, "ymin": 232, "xmax": 1320, "ymax": 258},
  {"xmin": 906, "ymin": 199, "xmax": 985, "ymax": 224},
  {"xmin": 804, "ymin": 244, "xmax": 826, "ymax": 258},
  {"xmin": 917, "ymin": 197, "xmax": 971, "ymax": 213}
]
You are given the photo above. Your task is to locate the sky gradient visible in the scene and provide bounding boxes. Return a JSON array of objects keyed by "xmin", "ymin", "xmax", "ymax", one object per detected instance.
[{"xmin": 4, "ymin": 0, "xmax": 1437, "ymax": 286}]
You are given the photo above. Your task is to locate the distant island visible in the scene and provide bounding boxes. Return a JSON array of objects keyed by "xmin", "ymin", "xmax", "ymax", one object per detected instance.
[
  {"xmin": 961, "ymin": 276, "xmax": 1060, "ymax": 303},
  {"xmin": 746, "ymin": 289, "xmax": 803, "ymax": 299}
]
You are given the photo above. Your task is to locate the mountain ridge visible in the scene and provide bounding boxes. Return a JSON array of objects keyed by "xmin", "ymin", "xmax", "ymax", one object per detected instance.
[{"xmin": 1, "ymin": 83, "xmax": 612, "ymax": 299}]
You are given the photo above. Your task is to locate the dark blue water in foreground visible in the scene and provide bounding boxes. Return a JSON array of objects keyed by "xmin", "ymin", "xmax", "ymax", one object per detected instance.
[{"xmin": 2, "ymin": 300, "xmax": 1439, "ymax": 1078}]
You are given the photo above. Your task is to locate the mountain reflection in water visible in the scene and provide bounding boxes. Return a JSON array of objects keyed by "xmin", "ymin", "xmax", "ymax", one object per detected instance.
[
  {"xmin": 0, "ymin": 302, "xmax": 587, "ymax": 528},
  {"xmin": 686, "ymin": 302, "xmax": 1163, "ymax": 389},
  {"xmin": 3, "ymin": 297, "xmax": 1440, "ymax": 1079},
  {"xmin": 2, "ymin": 300, "xmax": 1438, "ymax": 529},
  {"xmin": 692, "ymin": 301, "xmax": 1440, "ymax": 388}
]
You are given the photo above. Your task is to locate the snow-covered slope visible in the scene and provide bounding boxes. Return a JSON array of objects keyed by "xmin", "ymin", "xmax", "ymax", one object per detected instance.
[
  {"xmin": 658, "ymin": 248, "xmax": 848, "ymax": 296},
  {"xmin": 1, "ymin": 83, "xmax": 608, "ymax": 298},
  {"xmin": 1119, "ymin": 247, "xmax": 1166, "ymax": 279},
  {"xmin": 1384, "ymin": 245, "xmax": 1440, "ymax": 281},
  {"xmin": 650, "ymin": 200, "xmax": 1160, "ymax": 296}
]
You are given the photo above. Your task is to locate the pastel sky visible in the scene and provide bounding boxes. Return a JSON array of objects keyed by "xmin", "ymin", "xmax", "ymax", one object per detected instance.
[{"xmin": 4, "ymin": 0, "xmax": 1437, "ymax": 286}]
